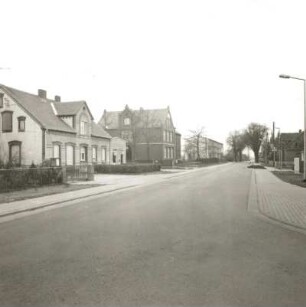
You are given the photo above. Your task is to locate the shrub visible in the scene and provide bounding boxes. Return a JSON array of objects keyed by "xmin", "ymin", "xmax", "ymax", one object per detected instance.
[
  {"xmin": 0, "ymin": 167, "xmax": 63, "ymax": 193},
  {"xmin": 94, "ymin": 164, "xmax": 161, "ymax": 174}
]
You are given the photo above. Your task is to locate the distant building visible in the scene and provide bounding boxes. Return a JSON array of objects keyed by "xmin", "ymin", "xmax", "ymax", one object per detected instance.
[
  {"xmin": 0, "ymin": 84, "xmax": 126, "ymax": 166},
  {"xmin": 99, "ymin": 105, "xmax": 181, "ymax": 164},
  {"xmin": 185, "ymin": 136, "xmax": 223, "ymax": 160},
  {"xmin": 278, "ymin": 131, "xmax": 304, "ymax": 163}
]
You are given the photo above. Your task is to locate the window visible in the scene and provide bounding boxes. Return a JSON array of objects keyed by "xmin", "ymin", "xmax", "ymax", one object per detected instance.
[
  {"xmin": 80, "ymin": 114, "xmax": 89, "ymax": 136},
  {"xmin": 9, "ymin": 141, "xmax": 21, "ymax": 165},
  {"xmin": 164, "ymin": 147, "xmax": 167, "ymax": 159},
  {"xmin": 170, "ymin": 132, "xmax": 173, "ymax": 143},
  {"xmin": 66, "ymin": 145, "xmax": 74, "ymax": 166},
  {"xmin": 123, "ymin": 118, "xmax": 131, "ymax": 125},
  {"xmin": 113, "ymin": 150, "xmax": 117, "ymax": 163},
  {"xmin": 80, "ymin": 121, "xmax": 86, "ymax": 135},
  {"xmin": 53, "ymin": 144, "xmax": 61, "ymax": 166},
  {"xmin": 0, "ymin": 93, "xmax": 3, "ymax": 108},
  {"xmin": 2, "ymin": 111, "xmax": 13, "ymax": 132},
  {"xmin": 163, "ymin": 131, "xmax": 167, "ymax": 142},
  {"xmin": 80, "ymin": 146, "xmax": 88, "ymax": 162},
  {"xmin": 92, "ymin": 146, "xmax": 97, "ymax": 163},
  {"xmin": 101, "ymin": 147, "xmax": 106, "ymax": 163},
  {"xmin": 18, "ymin": 116, "xmax": 26, "ymax": 132}
]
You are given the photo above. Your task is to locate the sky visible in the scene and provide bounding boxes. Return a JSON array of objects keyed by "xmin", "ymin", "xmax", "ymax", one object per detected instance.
[{"xmin": 1, "ymin": 0, "xmax": 306, "ymax": 149}]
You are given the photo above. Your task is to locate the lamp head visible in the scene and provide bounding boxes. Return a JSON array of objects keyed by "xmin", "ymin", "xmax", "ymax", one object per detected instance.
[{"xmin": 279, "ymin": 74, "xmax": 291, "ymax": 79}]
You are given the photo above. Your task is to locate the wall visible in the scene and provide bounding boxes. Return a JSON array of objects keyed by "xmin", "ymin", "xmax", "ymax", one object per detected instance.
[
  {"xmin": 0, "ymin": 89, "xmax": 42, "ymax": 165},
  {"xmin": 110, "ymin": 137, "xmax": 126, "ymax": 164},
  {"xmin": 45, "ymin": 130, "xmax": 110, "ymax": 165}
]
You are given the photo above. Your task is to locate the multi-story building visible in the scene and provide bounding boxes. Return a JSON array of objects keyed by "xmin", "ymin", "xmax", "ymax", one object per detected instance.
[
  {"xmin": 0, "ymin": 84, "xmax": 126, "ymax": 166},
  {"xmin": 185, "ymin": 136, "xmax": 223, "ymax": 160},
  {"xmin": 98, "ymin": 105, "xmax": 181, "ymax": 163}
]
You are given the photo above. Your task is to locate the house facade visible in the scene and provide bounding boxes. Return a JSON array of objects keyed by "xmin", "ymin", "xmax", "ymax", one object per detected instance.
[
  {"xmin": 277, "ymin": 131, "xmax": 304, "ymax": 164},
  {"xmin": 185, "ymin": 136, "xmax": 223, "ymax": 160},
  {"xmin": 0, "ymin": 84, "xmax": 126, "ymax": 166},
  {"xmin": 98, "ymin": 105, "xmax": 181, "ymax": 163}
]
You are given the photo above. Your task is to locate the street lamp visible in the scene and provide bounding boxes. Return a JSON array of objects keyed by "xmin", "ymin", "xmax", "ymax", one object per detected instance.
[
  {"xmin": 275, "ymin": 127, "xmax": 281, "ymax": 169},
  {"xmin": 279, "ymin": 74, "xmax": 306, "ymax": 180}
]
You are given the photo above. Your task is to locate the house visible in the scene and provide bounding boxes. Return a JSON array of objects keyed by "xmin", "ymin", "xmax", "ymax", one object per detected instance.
[
  {"xmin": 278, "ymin": 131, "xmax": 304, "ymax": 164},
  {"xmin": 0, "ymin": 84, "xmax": 126, "ymax": 166},
  {"xmin": 185, "ymin": 136, "xmax": 223, "ymax": 160},
  {"xmin": 98, "ymin": 105, "xmax": 181, "ymax": 164}
]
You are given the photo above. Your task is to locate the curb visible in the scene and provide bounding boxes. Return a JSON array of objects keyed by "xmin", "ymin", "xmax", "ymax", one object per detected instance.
[
  {"xmin": 0, "ymin": 185, "xmax": 137, "ymax": 219},
  {"xmin": 247, "ymin": 169, "xmax": 306, "ymax": 235}
]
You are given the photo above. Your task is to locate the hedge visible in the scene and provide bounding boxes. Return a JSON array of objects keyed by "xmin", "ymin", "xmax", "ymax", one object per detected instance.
[
  {"xmin": 94, "ymin": 164, "xmax": 161, "ymax": 174},
  {"xmin": 0, "ymin": 167, "xmax": 63, "ymax": 193}
]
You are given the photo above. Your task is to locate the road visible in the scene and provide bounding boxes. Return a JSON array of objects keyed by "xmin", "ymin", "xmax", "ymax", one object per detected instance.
[{"xmin": 1, "ymin": 163, "xmax": 306, "ymax": 306}]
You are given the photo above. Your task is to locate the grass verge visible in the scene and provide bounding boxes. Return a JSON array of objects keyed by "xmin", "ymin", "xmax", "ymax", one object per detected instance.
[
  {"xmin": 0, "ymin": 183, "xmax": 102, "ymax": 204},
  {"xmin": 272, "ymin": 171, "xmax": 306, "ymax": 188}
]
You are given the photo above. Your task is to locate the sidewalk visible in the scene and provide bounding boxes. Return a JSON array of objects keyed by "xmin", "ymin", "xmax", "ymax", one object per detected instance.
[
  {"xmin": 249, "ymin": 167, "xmax": 306, "ymax": 232},
  {"xmin": 0, "ymin": 167, "xmax": 206, "ymax": 220}
]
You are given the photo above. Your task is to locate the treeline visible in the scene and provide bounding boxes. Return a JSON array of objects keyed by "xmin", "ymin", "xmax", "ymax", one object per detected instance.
[{"xmin": 227, "ymin": 123, "xmax": 268, "ymax": 163}]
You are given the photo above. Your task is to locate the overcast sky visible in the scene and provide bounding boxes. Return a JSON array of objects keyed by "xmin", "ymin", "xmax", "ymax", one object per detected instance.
[{"xmin": 1, "ymin": 0, "xmax": 306, "ymax": 147}]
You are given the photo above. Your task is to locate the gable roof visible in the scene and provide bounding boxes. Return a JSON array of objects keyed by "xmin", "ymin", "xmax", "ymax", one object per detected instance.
[
  {"xmin": 99, "ymin": 107, "xmax": 174, "ymax": 129},
  {"xmin": 91, "ymin": 122, "xmax": 111, "ymax": 139},
  {"xmin": 280, "ymin": 132, "xmax": 304, "ymax": 150},
  {"xmin": 0, "ymin": 84, "xmax": 77, "ymax": 133},
  {"xmin": 54, "ymin": 101, "xmax": 94, "ymax": 119}
]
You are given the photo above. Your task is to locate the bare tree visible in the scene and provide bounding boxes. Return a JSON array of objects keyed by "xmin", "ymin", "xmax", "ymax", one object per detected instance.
[
  {"xmin": 244, "ymin": 123, "xmax": 268, "ymax": 163},
  {"xmin": 227, "ymin": 130, "xmax": 247, "ymax": 162},
  {"xmin": 184, "ymin": 127, "xmax": 206, "ymax": 160}
]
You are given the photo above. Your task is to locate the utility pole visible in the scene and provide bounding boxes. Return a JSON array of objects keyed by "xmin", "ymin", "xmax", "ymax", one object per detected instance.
[{"xmin": 273, "ymin": 122, "xmax": 275, "ymax": 167}]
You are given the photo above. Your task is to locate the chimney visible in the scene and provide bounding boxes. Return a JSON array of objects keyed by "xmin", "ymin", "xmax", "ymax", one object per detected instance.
[
  {"xmin": 54, "ymin": 95, "xmax": 61, "ymax": 102},
  {"xmin": 38, "ymin": 89, "xmax": 47, "ymax": 99}
]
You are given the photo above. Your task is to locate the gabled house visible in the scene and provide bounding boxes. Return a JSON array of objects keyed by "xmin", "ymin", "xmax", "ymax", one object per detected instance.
[
  {"xmin": 278, "ymin": 131, "xmax": 304, "ymax": 163},
  {"xmin": 0, "ymin": 84, "xmax": 126, "ymax": 166},
  {"xmin": 98, "ymin": 105, "xmax": 181, "ymax": 163}
]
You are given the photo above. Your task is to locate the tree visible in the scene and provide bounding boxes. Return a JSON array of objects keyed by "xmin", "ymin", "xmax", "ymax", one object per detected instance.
[
  {"xmin": 184, "ymin": 127, "xmax": 206, "ymax": 160},
  {"xmin": 227, "ymin": 131, "xmax": 246, "ymax": 162},
  {"xmin": 244, "ymin": 123, "xmax": 268, "ymax": 163}
]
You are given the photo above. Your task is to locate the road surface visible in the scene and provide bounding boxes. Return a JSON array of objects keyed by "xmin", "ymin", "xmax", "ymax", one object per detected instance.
[{"xmin": 1, "ymin": 163, "xmax": 306, "ymax": 306}]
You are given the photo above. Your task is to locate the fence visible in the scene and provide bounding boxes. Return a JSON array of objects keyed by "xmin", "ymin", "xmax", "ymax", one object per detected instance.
[{"xmin": 65, "ymin": 165, "xmax": 94, "ymax": 181}]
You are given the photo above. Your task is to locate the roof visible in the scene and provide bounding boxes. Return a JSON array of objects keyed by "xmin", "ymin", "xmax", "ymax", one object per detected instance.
[
  {"xmin": 99, "ymin": 111, "xmax": 121, "ymax": 129},
  {"xmin": 0, "ymin": 84, "xmax": 76, "ymax": 133},
  {"xmin": 91, "ymin": 122, "xmax": 111, "ymax": 139},
  {"xmin": 99, "ymin": 107, "xmax": 174, "ymax": 129},
  {"xmin": 54, "ymin": 101, "xmax": 92, "ymax": 117},
  {"xmin": 280, "ymin": 132, "xmax": 304, "ymax": 150}
]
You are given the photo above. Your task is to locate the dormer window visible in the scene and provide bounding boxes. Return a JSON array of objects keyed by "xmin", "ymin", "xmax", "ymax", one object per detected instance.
[
  {"xmin": 124, "ymin": 118, "xmax": 131, "ymax": 126},
  {"xmin": 0, "ymin": 93, "xmax": 4, "ymax": 108},
  {"xmin": 18, "ymin": 116, "xmax": 26, "ymax": 132}
]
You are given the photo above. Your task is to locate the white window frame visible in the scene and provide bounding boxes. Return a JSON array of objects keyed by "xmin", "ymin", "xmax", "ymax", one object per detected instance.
[
  {"xmin": 66, "ymin": 144, "xmax": 74, "ymax": 166},
  {"xmin": 80, "ymin": 146, "xmax": 88, "ymax": 162},
  {"xmin": 53, "ymin": 144, "xmax": 61, "ymax": 166},
  {"xmin": 92, "ymin": 146, "xmax": 97, "ymax": 163},
  {"xmin": 101, "ymin": 147, "xmax": 106, "ymax": 163}
]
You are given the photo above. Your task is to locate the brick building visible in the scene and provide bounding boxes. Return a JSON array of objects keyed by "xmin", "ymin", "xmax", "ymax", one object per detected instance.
[
  {"xmin": 0, "ymin": 84, "xmax": 126, "ymax": 166},
  {"xmin": 278, "ymin": 131, "xmax": 304, "ymax": 163},
  {"xmin": 185, "ymin": 136, "xmax": 223, "ymax": 160},
  {"xmin": 99, "ymin": 105, "xmax": 181, "ymax": 164}
]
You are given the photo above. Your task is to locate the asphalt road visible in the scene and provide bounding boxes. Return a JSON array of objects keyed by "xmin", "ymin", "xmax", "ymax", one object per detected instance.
[{"xmin": 1, "ymin": 163, "xmax": 306, "ymax": 306}]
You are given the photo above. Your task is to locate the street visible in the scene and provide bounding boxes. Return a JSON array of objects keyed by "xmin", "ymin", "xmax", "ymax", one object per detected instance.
[{"xmin": 1, "ymin": 163, "xmax": 306, "ymax": 306}]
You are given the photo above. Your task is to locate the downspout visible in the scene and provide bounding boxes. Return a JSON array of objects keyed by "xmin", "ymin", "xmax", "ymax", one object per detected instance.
[{"xmin": 42, "ymin": 128, "xmax": 46, "ymax": 162}]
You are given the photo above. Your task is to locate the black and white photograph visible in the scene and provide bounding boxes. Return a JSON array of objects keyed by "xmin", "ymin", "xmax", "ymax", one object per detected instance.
[{"xmin": 1, "ymin": 0, "xmax": 306, "ymax": 306}]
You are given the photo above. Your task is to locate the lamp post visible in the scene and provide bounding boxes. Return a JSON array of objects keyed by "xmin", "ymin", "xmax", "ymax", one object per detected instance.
[
  {"xmin": 275, "ymin": 127, "xmax": 281, "ymax": 169},
  {"xmin": 279, "ymin": 74, "xmax": 306, "ymax": 180}
]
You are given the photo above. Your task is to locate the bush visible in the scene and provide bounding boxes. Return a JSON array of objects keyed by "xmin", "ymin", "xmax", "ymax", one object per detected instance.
[
  {"xmin": 94, "ymin": 163, "xmax": 161, "ymax": 174},
  {"xmin": 0, "ymin": 167, "xmax": 63, "ymax": 193}
]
